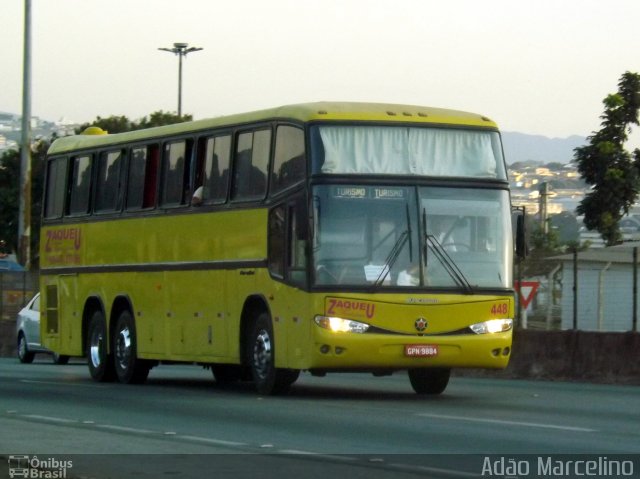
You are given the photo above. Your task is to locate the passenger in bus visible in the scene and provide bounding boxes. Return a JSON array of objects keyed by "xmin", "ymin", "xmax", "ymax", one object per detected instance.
[
  {"xmin": 192, "ymin": 185, "xmax": 204, "ymax": 206},
  {"xmin": 397, "ymin": 265, "xmax": 420, "ymax": 286}
]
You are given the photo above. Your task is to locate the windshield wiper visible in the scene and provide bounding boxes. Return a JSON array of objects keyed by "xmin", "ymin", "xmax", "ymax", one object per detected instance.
[
  {"xmin": 374, "ymin": 204, "xmax": 413, "ymax": 286},
  {"xmin": 425, "ymin": 234, "xmax": 474, "ymax": 293}
]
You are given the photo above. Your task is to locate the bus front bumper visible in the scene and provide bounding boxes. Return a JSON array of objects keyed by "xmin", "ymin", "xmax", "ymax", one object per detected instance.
[{"xmin": 305, "ymin": 328, "xmax": 512, "ymax": 371}]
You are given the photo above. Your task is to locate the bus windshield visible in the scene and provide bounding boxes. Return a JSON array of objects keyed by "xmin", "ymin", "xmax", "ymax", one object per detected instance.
[
  {"xmin": 312, "ymin": 185, "xmax": 512, "ymax": 290},
  {"xmin": 310, "ymin": 125, "xmax": 507, "ymax": 179}
]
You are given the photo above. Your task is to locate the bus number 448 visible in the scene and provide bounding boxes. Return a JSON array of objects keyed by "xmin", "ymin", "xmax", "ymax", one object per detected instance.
[{"xmin": 491, "ymin": 303, "xmax": 508, "ymax": 315}]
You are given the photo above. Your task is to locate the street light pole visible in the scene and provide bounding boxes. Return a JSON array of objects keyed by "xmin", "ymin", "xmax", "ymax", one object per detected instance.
[
  {"xmin": 19, "ymin": 0, "xmax": 32, "ymax": 269},
  {"xmin": 158, "ymin": 42, "xmax": 203, "ymax": 117}
]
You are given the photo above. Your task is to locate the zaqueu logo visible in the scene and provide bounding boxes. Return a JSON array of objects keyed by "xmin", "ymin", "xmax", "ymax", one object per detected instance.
[{"xmin": 326, "ymin": 298, "xmax": 376, "ymax": 319}]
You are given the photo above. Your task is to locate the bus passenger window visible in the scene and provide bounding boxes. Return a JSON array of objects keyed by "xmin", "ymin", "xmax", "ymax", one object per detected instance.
[
  {"xmin": 126, "ymin": 145, "xmax": 159, "ymax": 210},
  {"xmin": 44, "ymin": 157, "xmax": 68, "ymax": 219},
  {"xmin": 195, "ymin": 135, "xmax": 231, "ymax": 205},
  {"xmin": 271, "ymin": 126, "xmax": 305, "ymax": 195},
  {"xmin": 231, "ymin": 129, "xmax": 271, "ymax": 201},
  {"xmin": 95, "ymin": 150, "xmax": 123, "ymax": 213},
  {"xmin": 67, "ymin": 155, "xmax": 92, "ymax": 216},
  {"xmin": 161, "ymin": 140, "xmax": 191, "ymax": 207}
]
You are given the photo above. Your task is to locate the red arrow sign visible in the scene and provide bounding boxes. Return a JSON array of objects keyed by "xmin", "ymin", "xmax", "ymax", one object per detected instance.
[{"xmin": 514, "ymin": 281, "xmax": 540, "ymax": 309}]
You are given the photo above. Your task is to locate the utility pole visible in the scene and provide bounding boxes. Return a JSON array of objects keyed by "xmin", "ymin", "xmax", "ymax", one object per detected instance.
[
  {"xmin": 158, "ymin": 43, "xmax": 203, "ymax": 117},
  {"xmin": 19, "ymin": 0, "xmax": 32, "ymax": 269}
]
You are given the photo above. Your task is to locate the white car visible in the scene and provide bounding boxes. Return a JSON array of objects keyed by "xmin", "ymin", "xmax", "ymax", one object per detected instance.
[{"xmin": 16, "ymin": 293, "xmax": 69, "ymax": 364}]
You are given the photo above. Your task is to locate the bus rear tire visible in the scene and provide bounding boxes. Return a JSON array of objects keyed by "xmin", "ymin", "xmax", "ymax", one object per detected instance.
[
  {"xmin": 408, "ymin": 368, "xmax": 450, "ymax": 395},
  {"xmin": 114, "ymin": 311, "xmax": 150, "ymax": 384},
  {"xmin": 87, "ymin": 310, "xmax": 116, "ymax": 382},
  {"xmin": 248, "ymin": 313, "xmax": 299, "ymax": 395}
]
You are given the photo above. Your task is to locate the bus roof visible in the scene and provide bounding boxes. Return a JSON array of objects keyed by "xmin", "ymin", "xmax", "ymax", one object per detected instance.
[{"xmin": 47, "ymin": 102, "xmax": 498, "ymax": 155}]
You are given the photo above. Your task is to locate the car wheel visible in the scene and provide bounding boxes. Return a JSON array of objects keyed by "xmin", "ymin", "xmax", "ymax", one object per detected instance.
[
  {"xmin": 87, "ymin": 310, "xmax": 116, "ymax": 382},
  {"xmin": 408, "ymin": 368, "xmax": 451, "ymax": 395},
  {"xmin": 113, "ymin": 310, "xmax": 150, "ymax": 384},
  {"xmin": 17, "ymin": 333, "xmax": 35, "ymax": 364}
]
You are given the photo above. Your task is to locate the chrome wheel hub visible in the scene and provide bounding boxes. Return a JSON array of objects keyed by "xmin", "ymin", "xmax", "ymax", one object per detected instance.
[
  {"xmin": 253, "ymin": 330, "xmax": 272, "ymax": 380},
  {"xmin": 115, "ymin": 327, "xmax": 132, "ymax": 370}
]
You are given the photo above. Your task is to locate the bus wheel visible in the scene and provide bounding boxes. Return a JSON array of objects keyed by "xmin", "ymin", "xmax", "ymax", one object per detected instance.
[
  {"xmin": 248, "ymin": 313, "xmax": 298, "ymax": 395},
  {"xmin": 408, "ymin": 368, "xmax": 451, "ymax": 395},
  {"xmin": 87, "ymin": 310, "xmax": 115, "ymax": 382},
  {"xmin": 114, "ymin": 311, "xmax": 150, "ymax": 384}
]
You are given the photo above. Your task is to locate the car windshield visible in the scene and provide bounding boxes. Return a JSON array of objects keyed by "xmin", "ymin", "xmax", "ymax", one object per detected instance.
[{"xmin": 312, "ymin": 184, "xmax": 512, "ymax": 290}]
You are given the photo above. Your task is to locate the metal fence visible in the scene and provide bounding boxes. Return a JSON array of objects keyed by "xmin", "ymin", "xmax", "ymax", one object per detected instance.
[
  {"xmin": 517, "ymin": 246, "xmax": 640, "ymax": 332},
  {"xmin": 0, "ymin": 270, "xmax": 38, "ymax": 321}
]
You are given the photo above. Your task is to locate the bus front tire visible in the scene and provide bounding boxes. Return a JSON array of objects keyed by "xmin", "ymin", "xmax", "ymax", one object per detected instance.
[
  {"xmin": 248, "ymin": 313, "xmax": 299, "ymax": 395},
  {"xmin": 87, "ymin": 310, "xmax": 116, "ymax": 382},
  {"xmin": 113, "ymin": 311, "xmax": 150, "ymax": 384},
  {"xmin": 408, "ymin": 368, "xmax": 450, "ymax": 395}
]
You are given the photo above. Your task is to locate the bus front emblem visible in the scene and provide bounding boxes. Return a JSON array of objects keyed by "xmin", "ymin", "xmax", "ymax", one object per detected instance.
[{"xmin": 414, "ymin": 318, "xmax": 428, "ymax": 332}]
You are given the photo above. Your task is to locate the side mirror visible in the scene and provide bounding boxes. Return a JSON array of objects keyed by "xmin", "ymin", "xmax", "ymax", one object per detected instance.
[{"xmin": 515, "ymin": 213, "xmax": 527, "ymax": 259}]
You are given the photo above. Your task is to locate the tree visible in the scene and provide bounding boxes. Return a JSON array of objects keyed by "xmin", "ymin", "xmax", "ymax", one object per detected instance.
[
  {"xmin": 0, "ymin": 139, "xmax": 47, "ymax": 259},
  {"xmin": 574, "ymin": 71, "xmax": 640, "ymax": 246},
  {"xmin": 136, "ymin": 111, "xmax": 192, "ymax": 129},
  {"xmin": 75, "ymin": 110, "xmax": 192, "ymax": 134}
]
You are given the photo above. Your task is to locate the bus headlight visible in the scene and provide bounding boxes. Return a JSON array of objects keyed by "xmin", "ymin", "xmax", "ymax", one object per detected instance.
[
  {"xmin": 469, "ymin": 318, "xmax": 513, "ymax": 334},
  {"xmin": 314, "ymin": 316, "xmax": 370, "ymax": 334}
]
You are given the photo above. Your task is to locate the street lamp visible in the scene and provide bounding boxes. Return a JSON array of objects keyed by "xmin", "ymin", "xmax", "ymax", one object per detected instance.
[{"xmin": 158, "ymin": 42, "xmax": 203, "ymax": 117}]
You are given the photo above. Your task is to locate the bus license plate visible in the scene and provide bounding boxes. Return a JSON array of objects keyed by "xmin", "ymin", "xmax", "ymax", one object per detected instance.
[{"xmin": 404, "ymin": 344, "xmax": 438, "ymax": 357}]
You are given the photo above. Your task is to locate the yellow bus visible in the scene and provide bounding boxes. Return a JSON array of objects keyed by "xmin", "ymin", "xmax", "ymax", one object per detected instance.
[{"xmin": 40, "ymin": 102, "xmax": 520, "ymax": 395}]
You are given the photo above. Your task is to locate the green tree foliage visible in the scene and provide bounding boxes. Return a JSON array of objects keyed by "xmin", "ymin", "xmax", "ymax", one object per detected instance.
[
  {"xmin": 0, "ymin": 139, "xmax": 47, "ymax": 258},
  {"xmin": 75, "ymin": 110, "xmax": 192, "ymax": 134},
  {"xmin": 574, "ymin": 71, "xmax": 640, "ymax": 246}
]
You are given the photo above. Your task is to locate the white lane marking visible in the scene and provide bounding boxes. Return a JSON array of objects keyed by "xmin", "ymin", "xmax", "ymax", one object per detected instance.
[
  {"xmin": 178, "ymin": 435, "xmax": 247, "ymax": 447},
  {"xmin": 417, "ymin": 413, "xmax": 596, "ymax": 432},
  {"xmin": 20, "ymin": 379, "xmax": 105, "ymax": 388},
  {"xmin": 277, "ymin": 449, "xmax": 317, "ymax": 455},
  {"xmin": 22, "ymin": 414, "xmax": 78, "ymax": 424},
  {"xmin": 390, "ymin": 462, "xmax": 481, "ymax": 478},
  {"xmin": 96, "ymin": 424, "xmax": 156, "ymax": 434}
]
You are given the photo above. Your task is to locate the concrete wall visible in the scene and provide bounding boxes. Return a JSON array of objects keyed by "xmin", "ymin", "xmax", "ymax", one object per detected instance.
[{"xmin": 458, "ymin": 330, "xmax": 640, "ymax": 385}]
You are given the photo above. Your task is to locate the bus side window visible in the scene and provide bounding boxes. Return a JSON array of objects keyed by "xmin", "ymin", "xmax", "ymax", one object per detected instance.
[
  {"xmin": 268, "ymin": 198, "xmax": 307, "ymax": 287},
  {"xmin": 288, "ymin": 199, "xmax": 307, "ymax": 287},
  {"xmin": 161, "ymin": 140, "xmax": 192, "ymax": 207},
  {"xmin": 44, "ymin": 156, "xmax": 68, "ymax": 219},
  {"xmin": 231, "ymin": 129, "xmax": 271, "ymax": 202},
  {"xmin": 95, "ymin": 150, "xmax": 124, "ymax": 213},
  {"xmin": 195, "ymin": 134, "xmax": 231, "ymax": 205},
  {"xmin": 143, "ymin": 145, "xmax": 159, "ymax": 208},
  {"xmin": 268, "ymin": 205, "xmax": 285, "ymax": 278},
  {"xmin": 126, "ymin": 145, "xmax": 159, "ymax": 210},
  {"xmin": 67, "ymin": 154, "xmax": 92, "ymax": 216},
  {"xmin": 271, "ymin": 125, "xmax": 305, "ymax": 195}
]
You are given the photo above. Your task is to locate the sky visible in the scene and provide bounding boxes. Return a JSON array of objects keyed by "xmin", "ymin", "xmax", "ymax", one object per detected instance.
[{"xmin": 2, "ymin": 0, "xmax": 640, "ymax": 146}]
